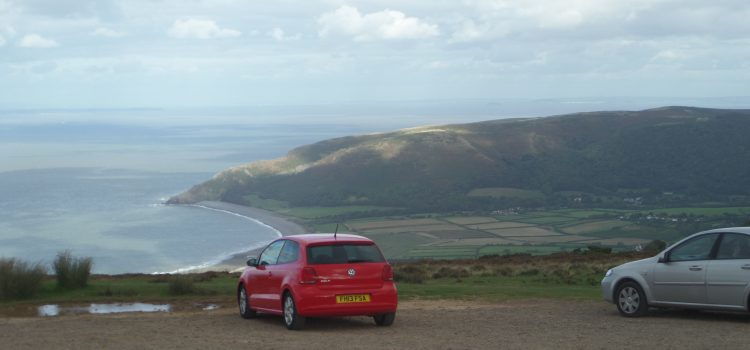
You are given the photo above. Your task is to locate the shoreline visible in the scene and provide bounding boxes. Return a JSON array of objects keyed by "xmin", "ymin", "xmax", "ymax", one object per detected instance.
[{"xmin": 179, "ymin": 201, "xmax": 309, "ymax": 273}]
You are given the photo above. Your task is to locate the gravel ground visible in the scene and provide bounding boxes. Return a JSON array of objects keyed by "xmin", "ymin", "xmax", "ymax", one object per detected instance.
[{"xmin": 1, "ymin": 300, "xmax": 749, "ymax": 349}]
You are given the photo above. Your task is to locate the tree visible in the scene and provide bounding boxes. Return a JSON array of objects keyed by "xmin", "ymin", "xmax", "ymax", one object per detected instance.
[{"xmin": 644, "ymin": 240, "xmax": 667, "ymax": 252}]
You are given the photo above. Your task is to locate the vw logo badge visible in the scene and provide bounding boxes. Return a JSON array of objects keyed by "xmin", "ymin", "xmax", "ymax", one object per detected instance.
[{"xmin": 347, "ymin": 268, "xmax": 356, "ymax": 277}]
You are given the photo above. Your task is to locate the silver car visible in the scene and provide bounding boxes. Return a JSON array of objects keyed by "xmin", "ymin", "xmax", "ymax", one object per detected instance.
[{"xmin": 602, "ymin": 227, "xmax": 750, "ymax": 316}]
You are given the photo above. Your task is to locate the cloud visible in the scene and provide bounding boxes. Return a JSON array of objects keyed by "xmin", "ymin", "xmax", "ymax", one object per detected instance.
[
  {"xmin": 269, "ymin": 27, "xmax": 300, "ymax": 41},
  {"xmin": 19, "ymin": 34, "xmax": 59, "ymax": 48},
  {"xmin": 451, "ymin": 19, "xmax": 508, "ymax": 42},
  {"xmin": 451, "ymin": 0, "xmax": 657, "ymax": 42},
  {"xmin": 92, "ymin": 27, "xmax": 126, "ymax": 38},
  {"xmin": 7, "ymin": 0, "xmax": 122, "ymax": 20},
  {"xmin": 167, "ymin": 19, "xmax": 241, "ymax": 39},
  {"xmin": 0, "ymin": 25, "xmax": 16, "ymax": 46},
  {"xmin": 318, "ymin": 5, "xmax": 439, "ymax": 41}
]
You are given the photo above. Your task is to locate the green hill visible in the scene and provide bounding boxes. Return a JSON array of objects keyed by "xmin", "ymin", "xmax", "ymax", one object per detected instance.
[{"xmin": 168, "ymin": 106, "xmax": 750, "ymax": 211}]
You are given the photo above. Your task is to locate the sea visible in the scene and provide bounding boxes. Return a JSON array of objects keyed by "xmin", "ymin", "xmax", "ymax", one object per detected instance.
[{"xmin": 2, "ymin": 98, "xmax": 747, "ymax": 273}]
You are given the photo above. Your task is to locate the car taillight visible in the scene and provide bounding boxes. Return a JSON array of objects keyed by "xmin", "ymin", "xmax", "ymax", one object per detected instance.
[
  {"xmin": 300, "ymin": 267, "xmax": 317, "ymax": 284},
  {"xmin": 382, "ymin": 264, "xmax": 394, "ymax": 281}
]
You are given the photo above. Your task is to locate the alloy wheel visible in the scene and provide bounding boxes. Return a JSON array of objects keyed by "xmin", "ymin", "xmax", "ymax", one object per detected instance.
[
  {"xmin": 239, "ymin": 288, "xmax": 247, "ymax": 314},
  {"xmin": 284, "ymin": 295, "xmax": 294, "ymax": 326},
  {"xmin": 618, "ymin": 286, "xmax": 640, "ymax": 314}
]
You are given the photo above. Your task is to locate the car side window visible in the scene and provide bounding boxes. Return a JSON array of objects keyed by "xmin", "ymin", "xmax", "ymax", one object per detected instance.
[
  {"xmin": 669, "ymin": 234, "xmax": 719, "ymax": 262},
  {"xmin": 259, "ymin": 240, "xmax": 285, "ymax": 266},
  {"xmin": 276, "ymin": 240, "xmax": 299, "ymax": 264},
  {"xmin": 716, "ymin": 234, "xmax": 750, "ymax": 260}
]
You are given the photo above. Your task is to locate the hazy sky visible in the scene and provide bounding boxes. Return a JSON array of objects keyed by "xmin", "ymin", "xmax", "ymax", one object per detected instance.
[{"xmin": 1, "ymin": 0, "xmax": 748, "ymax": 108}]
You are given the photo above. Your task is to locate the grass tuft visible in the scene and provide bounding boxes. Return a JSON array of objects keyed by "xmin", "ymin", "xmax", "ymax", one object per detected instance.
[
  {"xmin": 53, "ymin": 251, "xmax": 93, "ymax": 289},
  {"xmin": 0, "ymin": 258, "xmax": 46, "ymax": 300},
  {"xmin": 168, "ymin": 276, "xmax": 200, "ymax": 296}
]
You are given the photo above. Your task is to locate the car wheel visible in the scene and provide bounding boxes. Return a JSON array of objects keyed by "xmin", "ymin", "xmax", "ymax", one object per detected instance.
[
  {"xmin": 283, "ymin": 293, "xmax": 306, "ymax": 330},
  {"xmin": 616, "ymin": 281, "xmax": 649, "ymax": 317},
  {"xmin": 238, "ymin": 285, "xmax": 257, "ymax": 319},
  {"xmin": 373, "ymin": 312, "xmax": 396, "ymax": 326}
]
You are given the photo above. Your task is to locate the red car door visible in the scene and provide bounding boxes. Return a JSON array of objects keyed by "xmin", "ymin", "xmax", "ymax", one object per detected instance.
[
  {"xmin": 264, "ymin": 240, "xmax": 300, "ymax": 312},
  {"xmin": 252, "ymin": 240, "xmax": 284, "ymax": 310}
]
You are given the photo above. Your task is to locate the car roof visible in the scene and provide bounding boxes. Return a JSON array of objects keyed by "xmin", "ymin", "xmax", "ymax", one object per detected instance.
[
  {"xmin": 699, "ymin": 227, "xmax": 750, "ymax": 235},
  {"xmin": 283, "ymin": 233, "xmax": 374, "ymax": 245}
]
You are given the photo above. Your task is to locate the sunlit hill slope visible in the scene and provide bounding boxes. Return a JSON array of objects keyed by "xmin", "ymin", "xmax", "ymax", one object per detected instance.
[{"xmin": 168, "ymin": 107, "xmax": 750, "ymax": 211}]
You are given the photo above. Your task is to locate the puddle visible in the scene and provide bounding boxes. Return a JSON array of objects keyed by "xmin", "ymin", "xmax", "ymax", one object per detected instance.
[
  {"xmin": 201, "ymin": 304, "xmax": 219, "ymax": 311},
  {"xmin": 38, "ymin": 303, "xmax": 171, "ymax": 317}
]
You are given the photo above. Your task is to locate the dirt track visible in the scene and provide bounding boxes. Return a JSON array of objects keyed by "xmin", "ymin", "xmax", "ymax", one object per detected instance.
[{"xmin": 2, "ymin": 300, "xmax": 749, "ymax": 349}]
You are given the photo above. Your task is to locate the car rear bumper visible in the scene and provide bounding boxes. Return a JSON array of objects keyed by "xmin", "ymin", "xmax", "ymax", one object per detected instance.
[{"xmin": 295, "ymin": 282, "xmax": 398, "ymax": 317}]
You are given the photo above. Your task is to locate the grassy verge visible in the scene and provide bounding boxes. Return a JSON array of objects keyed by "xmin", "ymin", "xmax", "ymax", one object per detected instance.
[
  {"xmin": 0, "ymin": 251, "xmax": 649, "ymax": 309},
  {"xmin": 0, "ymin": 274, "xmax": 600, "ymax": 309},
  {"xmin": 0, "ymin": 273, "xmax": 238, "ymax": 306},
  {"xmin": 393, "ymin": 251, "xmax": 651, "ymax": 301}
]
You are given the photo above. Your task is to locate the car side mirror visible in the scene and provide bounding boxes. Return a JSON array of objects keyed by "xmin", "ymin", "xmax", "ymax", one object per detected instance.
[
  {"xmin": 658, "ymin": 255, "xmax": 668, "ymax": 263},
  {"xmin": 246, "ymin": 257, "xmax": 258, "ymax": 267}
]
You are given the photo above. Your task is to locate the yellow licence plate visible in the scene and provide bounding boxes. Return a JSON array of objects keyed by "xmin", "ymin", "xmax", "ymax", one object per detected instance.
[{"xmin": 336, "ymin": 294, "xmax": 371, "ymax": 303}]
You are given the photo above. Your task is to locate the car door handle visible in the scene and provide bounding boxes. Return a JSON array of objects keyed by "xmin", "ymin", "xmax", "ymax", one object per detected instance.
[
  {"xmin": 742, "ymin": 265, "xmax": 750, "ymax": 270},
  {"xmin": 268, "ymin": 271, "xmax": 273, "ymax": 276},
  {"xmin": 689, "ymin": 266, "xmax": 703, "ymax": 271}
]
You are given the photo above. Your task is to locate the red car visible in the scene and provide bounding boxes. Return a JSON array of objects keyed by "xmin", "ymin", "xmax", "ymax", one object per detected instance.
[{"xmin": 237, "ymin": 234, "xmax": 398, "ymax": 330}]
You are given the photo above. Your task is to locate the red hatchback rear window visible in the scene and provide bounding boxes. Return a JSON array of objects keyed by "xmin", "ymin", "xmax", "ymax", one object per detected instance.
[{"xmin": 307, "ymin": 244, "xmax": 385, "ymax": 264}]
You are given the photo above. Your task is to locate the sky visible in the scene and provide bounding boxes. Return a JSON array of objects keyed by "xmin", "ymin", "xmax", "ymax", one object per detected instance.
[{"xmin": 0, "ymin": 0, "xmax": 749, "ymax": 108}]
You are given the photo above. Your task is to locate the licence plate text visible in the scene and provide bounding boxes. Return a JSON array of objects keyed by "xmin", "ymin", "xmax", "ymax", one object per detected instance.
[{"xmin": 336, "ymin": 294, "xmax": 371, "ymax": 303}]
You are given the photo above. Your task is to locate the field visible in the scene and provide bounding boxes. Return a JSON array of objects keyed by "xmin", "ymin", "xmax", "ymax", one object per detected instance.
[
  {"xmin": 467, "ymin": 187, "xmax": 545, "ymax": 199},
  {"xmin": 560, "ymin": 220, "xmax": 630, "ymax": 234},
  {"xmin": 343, "ymin": 209, "xmax": 644, "ymax": 260},
  {"xmin": 444, "ymin": 216, "xmax": 498, "ymax": 225},
  {"xmin": 470, "ymin": 222, "xmax": 535, "ymax": 230},
  {"xmin": 637, "ymin": 207, "xmax": 750, "ymax": 216},
  {"xmin": 487, "ymin": 227, "xmax": 560, "ymax": 237},
  {"xmin": 339, "ymin": 207, "xmax": 749, "ymax": 260},
  {"xmin": 227, "ymin": 200, "xmax": 750, "ymax": 261}
]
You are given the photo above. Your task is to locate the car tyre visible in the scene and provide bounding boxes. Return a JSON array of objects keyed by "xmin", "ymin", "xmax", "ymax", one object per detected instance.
[
  {"xmin": 616, "ymin": 281, "xmax": 649, "ymax": 317},
  {"xmin": 238, "ymin": 285, "xmax": 257, "ymax": 319},
  {"xmin": 283, "ymin": 293, "xmax": 306, "ymax": 330},
  {"xmin": 373, "ymin": 312, "xmax": 396, "ymax": 326}
]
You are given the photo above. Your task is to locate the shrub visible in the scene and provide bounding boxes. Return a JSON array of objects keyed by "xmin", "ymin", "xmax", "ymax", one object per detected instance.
[
  {"xmin": 53, "ymin": 251, "xmax": 93, "ymax": 289},
  {"xmin": 99, "ymin": 286, "xmax": 138, "ymax": 297},
  {"xmin": 432, "ymin": 267, "xmax": 470, "ymax": 279},
  {"xmin": 517, "ymin": 268, "xmax": 540, "ymax": 276},
  {"xmin": 148, "ymin": 275, "xmax": 171, "ymax": 283},
  {"xmin": 470, "ymin": 264, "xmax": 487, "ymax": 271},
  {"xmin": 644, "ymin": 240, "xmax": 667, "ymax": 252},
  {"xmin": 0, "ymin": 258, "xmax": 46, "ymax": 300},
  {"xmin": 168, "ymin": 276, "xmax": 197, "ymax": 295},
  {"xmin": 493, "ymin": 266, "xmax": 514, "ymax": 277},
  {"xmin": 586, "ymin": 245, "xmax": 612, "ymax": 254},
  {"xmin": 478, "ymin": 254, "xmax": 500, "ymax": 260},
  {"xmin": 192, "ymin": 271, "xmax": 219, "ymax": 282},
  {"xmin": 394, "ymin": 265, "xmax": 428, "ymax": 284}
]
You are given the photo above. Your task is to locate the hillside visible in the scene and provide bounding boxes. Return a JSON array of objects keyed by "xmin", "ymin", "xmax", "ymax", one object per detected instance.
[{"xmin": 168, "ymin": 106, "xmax": 750, "ymax": 211}]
